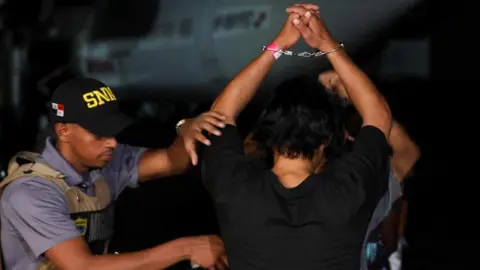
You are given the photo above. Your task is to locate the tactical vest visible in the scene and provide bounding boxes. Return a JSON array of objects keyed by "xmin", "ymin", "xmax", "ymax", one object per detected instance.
[{"xmin": 0, "ymin": 151, "xmax": 114, "ymax": 270}]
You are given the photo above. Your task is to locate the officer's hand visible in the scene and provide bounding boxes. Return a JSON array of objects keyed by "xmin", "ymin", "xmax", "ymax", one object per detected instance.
[
  {"xmin": 212, "ymin": 252, "xmax": 229, "ymax": 270},
  {"xmin": 179, "ymin": 112, "xmax": 226, "ymax": 166},
  {"xmin": 186, "ymin": 235, "xmax": 228, "ymax": 269}
]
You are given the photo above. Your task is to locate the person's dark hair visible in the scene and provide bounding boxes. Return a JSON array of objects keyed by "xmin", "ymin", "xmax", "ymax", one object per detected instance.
[{"xmin": 252, "ymin": 76, "xmax": 344, "ymax": 160}]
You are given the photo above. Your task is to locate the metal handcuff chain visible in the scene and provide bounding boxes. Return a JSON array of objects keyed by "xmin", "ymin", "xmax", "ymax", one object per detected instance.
[{"xmin": 262, "ymin": 43, "xmax": 344, "ymax": 58}]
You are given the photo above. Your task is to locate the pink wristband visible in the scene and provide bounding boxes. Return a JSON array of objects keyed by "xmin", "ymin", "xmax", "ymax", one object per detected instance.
[{"xmin": 266, "ymin": 42, "xmax": 283, "ymax": 60}]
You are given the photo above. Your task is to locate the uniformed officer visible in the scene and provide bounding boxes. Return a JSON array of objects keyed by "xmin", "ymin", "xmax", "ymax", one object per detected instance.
[{"xmin": 0, "ymin": 77, "xmax": 228, "ymax": 270}]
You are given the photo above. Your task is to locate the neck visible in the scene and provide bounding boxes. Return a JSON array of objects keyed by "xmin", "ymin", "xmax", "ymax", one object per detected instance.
[
  {"xmin": 272, "ymin": 155, "xmax": 314, "ymax": 188},
  {"xmin": 314, "ymin": 158, "xmax": 327, "ymax": 173},
  {"xmin": 56, "ymin": 141, "xmax": 89, "ymax": 173}
]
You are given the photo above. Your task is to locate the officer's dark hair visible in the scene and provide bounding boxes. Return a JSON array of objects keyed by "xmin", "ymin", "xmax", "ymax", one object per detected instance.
[{"xmin": 252, "ymin": 76, "xmax": 345, "ymax": 160}]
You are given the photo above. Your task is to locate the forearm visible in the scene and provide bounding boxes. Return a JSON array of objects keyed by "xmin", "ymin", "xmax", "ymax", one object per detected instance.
[
  {"xmin": 211, "ymin": 51, "xmax": 276, "ymax": 123},
  {"xmin": 326, "ymin": 49, "xmax": 392, "ymax": 135},
  {"xmin": 138, "ymin": 137, "xmax": 190, "ymax": 182},
  {"xmin": 84, "ymin": 238, "xmax": 188, "ymax": 270},
  {"xmin": 165, "ymin": 136, "xmax": 191, "ymax": 175},
  {"xmin": 389, "ymin": 121, "xmax": 420, "ymax": 180},
  {"xmin": 332, "ymin": 81, "xmax": 418, "ymax": 179},
  {"xmin": 398, "ymin": 200, "xmax": 408, "ymax": 237}
]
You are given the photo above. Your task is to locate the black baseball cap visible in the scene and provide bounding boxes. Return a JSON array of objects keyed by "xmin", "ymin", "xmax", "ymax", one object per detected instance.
[{"xmin": 49, "ymin": 77, "xmax": 132, "ymax": 137}]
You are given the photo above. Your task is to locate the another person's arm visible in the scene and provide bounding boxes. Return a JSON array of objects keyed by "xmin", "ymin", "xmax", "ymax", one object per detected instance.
[
  {"xmin": 318, "ymin": 71, "xmax": 420, "ymax": 181},
  {"xmin": 290, "ymin": 6, "xmax": 392, "ymax": 137},
  {"xmin": 379, "ymin": 198, "xmax": 404, "ymax": 254},
  {"xmin": 46, "ymin": 237, "xmax": 191, "ymax": 270},
  {"xmin": 388, "ymin": 122, "xmax": 420, "ymax": 180},
  {"xmin": 45, "ymin": 235, "xmax": 226, "ymax": 270},
  {"xmin": 1, "ymin": 181, "xmax": 225, "ymax": 270},
  {"xmin": 133, "ymin": 112, "xmax": 226, "ymax": 182}
]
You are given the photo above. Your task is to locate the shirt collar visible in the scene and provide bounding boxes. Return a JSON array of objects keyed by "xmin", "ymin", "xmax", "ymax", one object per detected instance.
[{"xmin": 41, "ymin": 137, "xmax": 95, "ymax": 187}]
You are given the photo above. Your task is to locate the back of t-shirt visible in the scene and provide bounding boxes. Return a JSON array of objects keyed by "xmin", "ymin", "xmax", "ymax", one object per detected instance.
[{"xmin": 202, "ymin": 125, "xmax": 391, "ymax": 269}]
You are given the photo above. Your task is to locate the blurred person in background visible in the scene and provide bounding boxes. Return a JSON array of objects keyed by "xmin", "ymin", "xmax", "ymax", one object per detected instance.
[
  {"xmin": 319, "ymin": 71, "xmax": 419, "ymax": 270},
  {"xmin": 0, "ymin": 78, "xmax": 228, "ymax": 270}
]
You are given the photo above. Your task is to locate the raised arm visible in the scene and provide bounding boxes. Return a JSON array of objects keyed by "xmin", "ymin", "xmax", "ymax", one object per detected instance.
[
  {"xmin": 211, "ymin": 12, "xmax": 310, "ymax": 125},
  {"xmin": 388, "ymin": 122, "xmax": 420, "ymax": 180},
  {"xmin": 318, "ymin": 71, "xmax": 420, "ymax": 181},
  {"xmin": 290, "ymin": 6, "xmax": 392, "ymax": 137}
]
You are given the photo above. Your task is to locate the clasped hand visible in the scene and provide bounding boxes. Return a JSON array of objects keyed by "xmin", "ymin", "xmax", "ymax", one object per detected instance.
[
  {"xmin": 177, "ymin": 4, "xmax": 342, "ymax": 167},
  {"xmin": 274, "ymin": 3, "xmax": 340, "ymax": 53}
]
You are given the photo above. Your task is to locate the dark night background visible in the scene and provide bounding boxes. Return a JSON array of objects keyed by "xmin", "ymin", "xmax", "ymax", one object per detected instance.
[{"xmin": 0, "ymin": 0, "xmax": 471, "ymax": 269}]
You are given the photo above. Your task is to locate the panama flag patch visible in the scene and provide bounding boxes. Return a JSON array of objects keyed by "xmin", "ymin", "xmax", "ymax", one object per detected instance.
[{"xmin": 52, "ymin": 103, "xmax": 64, "ymax": 117}]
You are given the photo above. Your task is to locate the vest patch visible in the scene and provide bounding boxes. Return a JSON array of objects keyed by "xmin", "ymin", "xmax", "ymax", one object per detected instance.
[{"xmin": 74, "ymin": 217, "xmax": 88, "ymax": 236}]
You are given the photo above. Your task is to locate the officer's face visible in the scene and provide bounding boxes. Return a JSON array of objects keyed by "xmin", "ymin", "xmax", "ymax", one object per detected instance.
[{"xmin": 56, "ymin": 123, "xmax": 118, "ymax": 168}]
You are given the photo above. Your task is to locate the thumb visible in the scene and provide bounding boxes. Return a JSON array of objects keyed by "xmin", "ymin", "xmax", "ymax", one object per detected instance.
[
  {"xmin": 185, "ymin": 141, "xmax": 198, "ymax": 166},
  {"xmin": 318, "ymin": 73, "xmax": 330, "ymax": 87},
  {"xmin": 301, "ymin": 10, "xmax": 314, "ymax": 25},
  {"xmin": 292, "ymin": 17, "xmax": 313, "ymax": 39}
]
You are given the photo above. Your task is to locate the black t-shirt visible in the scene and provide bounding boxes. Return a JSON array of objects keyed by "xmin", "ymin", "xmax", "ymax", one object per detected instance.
[{"xmin": 201, "ymin": 125, "xmax": 390, "ymax": 270}]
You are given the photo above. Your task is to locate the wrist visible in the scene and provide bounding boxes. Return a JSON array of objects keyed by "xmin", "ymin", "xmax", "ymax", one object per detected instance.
[
  {"xmin": 148, "ymin": 237, "xmax": 191, "ymax": 267},
  {"xmin": 173, "ymin": 237, "xmax": 192, "ymax": 260},
  {"xmin": 272, "ymin": 38, "xmax": 290, "ymax": 51},
  {"xmin": 317, "ymin": 40, "xmax": 342, "ymax": 53},
  {"xmin": 264, "ymin": 41, "xmax": 284, "ymax": 60},
  {"xmin": 175, "ymin": 118, "xmax": 189, "ymax": 135}
]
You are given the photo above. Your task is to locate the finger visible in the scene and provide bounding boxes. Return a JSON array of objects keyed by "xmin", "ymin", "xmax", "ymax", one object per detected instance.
[
  {"xmin": 185, "ymin": 141, "xmax": 198, "ymax": 166},
  {"xmin": 190, "ymin": 150, "xmax": 198, "ymax": 166},
  {"xmin": 290, "ymin": 11, "xmax": 319, "ymax": 27},
  {"xmin": 292, "ymin": 17, "xmax": 314, "ymax": 39},
  {"xmin": 285, "ymin": 6, "xmax": 310, "ymax": 17},
  {"xmin": 201, "ymin": 123, "xmax": 222, "ymax": 136},
  {"xmin": 306, "ymin": 12, "xmax": 323, "ymax": 29},
  {"xmin": 287, "ymin": 8, "xmax": 320, "ymax": 17},
  {"xmin": 215, "ymin": 261, "xmax": 227, "ymax": 270},
  {"xmin": 322, "ymin": 72, "xmax": 341, "ymax": 88},
  {"xmin": 287, "ymin": 7, "xmax": 318, "ymax": 25},
  {"xmin": 294, "ymin": 3, "xmax": 319, "ymax": 10},
  {"xmin": 202, "ymin": 115, "xmax": 226, "ymax": 128},
  {"xmin": 221, "ymin": 254, "xmax": 229, "ymax": 266},
  {"xmin": 212, "ymin": 236, "xmax": 224, "ymax": 246},
  {"xmin": 204, "ymin": 111, "xmax": 227, "ymax": 120},
  {"xmin": 289, "ymin": 12, "xmax": 300, "ymax": 21},
  {"xmin": 318, "ymin": 72, "xmax": 333, "ymax": 87},
  {"xmin": 318, "ymin": 78, "xmax": 333, "ymax": 90},
  {"xmin": 301, "ymin": 11, "xmax": 312, "ymax": 25},
  {"xmin": 303, "ymin": 9, "xmax": 320, "ymax": 21},
  {"xmin": 195, "ymin": 132, "xmax": 211, "ymax": 146}
]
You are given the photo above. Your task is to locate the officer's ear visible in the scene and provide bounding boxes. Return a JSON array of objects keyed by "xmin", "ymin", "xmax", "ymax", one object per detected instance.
[{"xmin": 54, "ymin": 123, "xmax": 70, "ymax": 143}]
